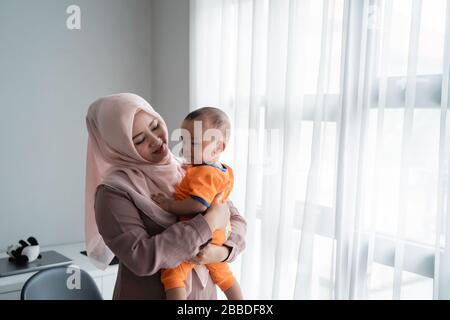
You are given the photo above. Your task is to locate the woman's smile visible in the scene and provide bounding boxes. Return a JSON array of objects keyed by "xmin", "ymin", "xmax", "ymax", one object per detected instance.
[{"xmin": 152, "ymin": 143, "xmax": 165, "ymax": 155}]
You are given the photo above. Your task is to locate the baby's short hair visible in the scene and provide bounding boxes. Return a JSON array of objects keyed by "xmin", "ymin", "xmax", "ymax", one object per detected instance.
[{"xmin": 184, "ymin": 107, "xmax": 231, "ymax": 141}]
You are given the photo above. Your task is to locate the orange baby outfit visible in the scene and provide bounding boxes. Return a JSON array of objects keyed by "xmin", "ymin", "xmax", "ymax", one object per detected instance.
[{"xmin": 160, "ymin": 163, "xmax": 236, "ymax": 292}]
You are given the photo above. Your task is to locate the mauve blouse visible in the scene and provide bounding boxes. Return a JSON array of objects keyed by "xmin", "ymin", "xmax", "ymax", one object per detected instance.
[{"xmin": 94, "ymin": 184, "xmax": 247, "ymax": 300}]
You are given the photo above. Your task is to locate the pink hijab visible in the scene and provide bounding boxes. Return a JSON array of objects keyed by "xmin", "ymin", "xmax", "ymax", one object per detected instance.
[{"xmin": 85, "ymin": 93, "xmax": 210, "ymax": 289}]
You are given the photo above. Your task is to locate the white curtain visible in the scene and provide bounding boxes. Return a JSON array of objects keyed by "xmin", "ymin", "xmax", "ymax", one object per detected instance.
[{"xmin": 190, "ymin": 0, "xmax": 450, "ymax": 299}]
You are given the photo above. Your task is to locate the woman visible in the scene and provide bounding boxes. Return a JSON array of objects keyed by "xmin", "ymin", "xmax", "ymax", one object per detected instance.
[{"xmin": 84, "ymin": 93, "xmax": 246, "ymax": 299}]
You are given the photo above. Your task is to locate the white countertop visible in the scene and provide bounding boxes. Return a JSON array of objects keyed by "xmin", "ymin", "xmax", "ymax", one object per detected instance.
[{"xmin": 0, "ymin": 242, "xmax": 118, "ymax": 294}]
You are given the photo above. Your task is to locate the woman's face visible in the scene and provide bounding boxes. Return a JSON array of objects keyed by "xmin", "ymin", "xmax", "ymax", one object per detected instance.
[{"xmin": 132, "ymin": 110, "xmax": 169, "ymax": 163}]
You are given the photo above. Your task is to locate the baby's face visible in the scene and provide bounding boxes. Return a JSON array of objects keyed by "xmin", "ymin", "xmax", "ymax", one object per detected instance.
[{"xmin": 180, "ymin": 119, "xmax": 225, "ymax": 164}]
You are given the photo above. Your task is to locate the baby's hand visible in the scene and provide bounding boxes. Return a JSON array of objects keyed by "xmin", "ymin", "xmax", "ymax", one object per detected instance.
[{"xmin": 151, "ymin": 193, "xmax": 171, "ymax": 211}]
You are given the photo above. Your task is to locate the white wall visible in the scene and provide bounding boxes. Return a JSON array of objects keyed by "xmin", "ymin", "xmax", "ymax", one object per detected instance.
[
  {"xmin": 0, "ymin": 0, "xmax": 158, "ymax": 250},
  {"xmin": 150, "ymin": 0, "xmax": 190, "ymax": 146}
]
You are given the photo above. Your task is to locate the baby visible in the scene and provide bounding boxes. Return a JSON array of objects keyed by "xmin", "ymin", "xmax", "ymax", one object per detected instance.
[{"xmin": 152, "ymin": 107, "xmax": 243, "ymax": 300}]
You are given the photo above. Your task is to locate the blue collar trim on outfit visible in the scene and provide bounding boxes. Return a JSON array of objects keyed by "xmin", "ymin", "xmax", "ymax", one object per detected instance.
[{"xmin": 193, "ymin": 163, "xmax": 227, "ymax": 172}]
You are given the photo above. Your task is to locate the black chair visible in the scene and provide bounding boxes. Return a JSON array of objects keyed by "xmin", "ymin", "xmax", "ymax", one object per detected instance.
[{"xmin": 21, "ymin": 266, "xmax": 103, "ymax": 300}]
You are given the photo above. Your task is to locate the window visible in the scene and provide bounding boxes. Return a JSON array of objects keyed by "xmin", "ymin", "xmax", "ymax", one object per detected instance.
[{"xmin": 190, "ymin": 0, "xmax": 450, "ymax": 299}]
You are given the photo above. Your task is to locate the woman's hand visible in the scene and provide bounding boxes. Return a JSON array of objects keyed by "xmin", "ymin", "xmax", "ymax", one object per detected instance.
[
  {"xmin": 203, "ymin": 193, "xmax": 230, "ymax": 232},
  {"xmin": 188, "ymin": 243, "xmax": 230, "ymax": 265}
]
